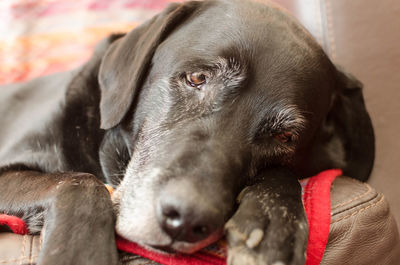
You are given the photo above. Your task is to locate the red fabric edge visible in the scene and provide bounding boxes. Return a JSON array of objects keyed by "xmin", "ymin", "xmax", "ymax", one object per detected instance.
[
  {"xmin": 116, "ymin": 236, "xmax": 225, "ymax": 265},
  {"xmin": 304, "ymin": 169, "xmax": 342, "ymax": 265},
  {"xmin": 0, "ymin": 214, "xmax": 29, "ymax": 234}
]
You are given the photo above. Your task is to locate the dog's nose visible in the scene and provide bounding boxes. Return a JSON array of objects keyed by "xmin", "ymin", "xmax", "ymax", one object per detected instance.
[{"xmin": 157, "ymin": 194, "xmax": 220, "ymax": 243}]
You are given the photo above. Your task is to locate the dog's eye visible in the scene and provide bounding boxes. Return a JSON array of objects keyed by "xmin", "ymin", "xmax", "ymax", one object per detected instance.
[
  {"xmin": 274, "ymin": 132, "xmax": 293, "ymax": 143},
  {"xmin": 186, "ymin": 72, "xmax": 207, "ymax": 88}
]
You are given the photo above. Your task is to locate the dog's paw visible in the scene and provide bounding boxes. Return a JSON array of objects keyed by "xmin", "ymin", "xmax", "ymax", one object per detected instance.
[{"xmin": 225, "ymin": 186, "xmax": 308, "ymax": 265}]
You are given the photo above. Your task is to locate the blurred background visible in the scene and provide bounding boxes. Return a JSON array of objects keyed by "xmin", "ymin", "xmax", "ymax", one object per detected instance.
[
  {"xmin": 0, "ymin": 0, "xmax": 399, "ymax": 226},
  {"xmin": 0, "ymin": 0, "xmax": 183, "ymax": 84}
]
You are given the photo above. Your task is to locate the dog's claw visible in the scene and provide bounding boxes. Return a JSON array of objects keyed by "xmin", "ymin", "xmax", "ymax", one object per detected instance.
[{"xmin": 246, "ymin": 228, "xmax": 264, "ymax": 249}]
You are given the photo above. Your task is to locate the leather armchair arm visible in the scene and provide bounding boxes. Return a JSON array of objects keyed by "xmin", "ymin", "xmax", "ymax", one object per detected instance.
[{"xmin": 322, "ymin": 177, "xmax": 400, "ymax": 265}]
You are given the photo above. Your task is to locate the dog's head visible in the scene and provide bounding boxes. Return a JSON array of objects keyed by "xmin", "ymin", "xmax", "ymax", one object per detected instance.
[{"xmin": 97, "ymin": 0, "xmax": 374, "ymax": 253}]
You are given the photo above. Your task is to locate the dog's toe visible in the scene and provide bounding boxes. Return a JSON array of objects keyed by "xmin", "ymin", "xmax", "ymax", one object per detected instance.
[{"xmin": 227, "ymin": 245, "xmax": 258, "ymax": 265}]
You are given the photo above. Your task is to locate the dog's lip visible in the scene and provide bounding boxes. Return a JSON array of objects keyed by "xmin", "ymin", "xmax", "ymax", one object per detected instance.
[
  {"xmin": 148, "ymin": 242, "xmax": 203, "ymax": 254},
  {"xmin": 151, "ymin": 229, "xmax": 224, "ymax": 254},
  {"xmin": 148, "ymin": 244, "xmax": 177, "ymax": 254},
  {"xmin": 147, "ymin": 235, "xmax": 220, "ymax": 254}
]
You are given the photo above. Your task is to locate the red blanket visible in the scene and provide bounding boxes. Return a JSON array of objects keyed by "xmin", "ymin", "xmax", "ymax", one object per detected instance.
[{"xmin": 0, "ymin": 169, "xmax": 341, "ymax": 265}]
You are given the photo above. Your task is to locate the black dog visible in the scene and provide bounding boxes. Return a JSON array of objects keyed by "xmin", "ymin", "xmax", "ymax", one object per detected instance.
[{"xmin": 0, "ymin": 0, "xmax": 374, "ymax": 264}]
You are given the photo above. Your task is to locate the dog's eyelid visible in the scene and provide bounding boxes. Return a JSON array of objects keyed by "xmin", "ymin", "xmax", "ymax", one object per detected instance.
[
  {"xmin": 273, "ymin": 131, "xmax": 299, "ymax": 144},
  {"xmin": 255, "ymin": 125, "xmax": 299, "ymax": 143},
  {"xmin": 257, "ymin": 105, "xmax": 306, "ymax": 137},
  {"xmin": 255, "ymin": 112, "xmax": 305, "ymax": 143}
]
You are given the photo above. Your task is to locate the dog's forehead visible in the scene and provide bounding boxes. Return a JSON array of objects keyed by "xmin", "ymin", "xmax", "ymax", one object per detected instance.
[{"xmin": 157, "ymin": 0, "xmax": 328, "ymax": 78}]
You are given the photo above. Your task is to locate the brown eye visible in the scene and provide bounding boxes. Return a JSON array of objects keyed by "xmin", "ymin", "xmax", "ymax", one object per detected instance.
[
  {"xmin": 186, "ymin": 72, "xmax": 207, "ymax": 88},
  {"xmin": 274, "ymin": 132, "xmax": 293, "ymax": 143}
]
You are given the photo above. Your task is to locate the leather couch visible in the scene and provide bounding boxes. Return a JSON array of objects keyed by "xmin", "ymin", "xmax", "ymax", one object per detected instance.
[{"xmin": 1, "ymin": 0, "xmax": 400, "ymax": 264}]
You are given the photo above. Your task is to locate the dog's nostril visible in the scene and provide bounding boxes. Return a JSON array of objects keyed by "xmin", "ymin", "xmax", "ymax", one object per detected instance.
[
  {"xmin": 158, "ymin": 203, "xmax": 185, "ymax": 238},
  {"xmin": 164, "ymin": 209, "xmax": 182, "ymax": 229},
  {"xmin": 192, "ymin": 225, "xmax": 209, "ymax": 236}
]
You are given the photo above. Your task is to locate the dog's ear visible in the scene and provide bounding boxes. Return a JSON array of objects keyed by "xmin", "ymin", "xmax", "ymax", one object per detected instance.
[
  {"xmin": 320, "ymin": 66, "xmax": 375, "ymax": 181},
  {"xmin": 98, "ymin": 1, "xmax": 202, "ymax": 129}
]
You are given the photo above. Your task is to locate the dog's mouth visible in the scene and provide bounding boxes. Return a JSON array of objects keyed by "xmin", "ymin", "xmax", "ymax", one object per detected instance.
[{"xmin": 145, "ymin": 229, "xmax": 224, "ymax": 254}]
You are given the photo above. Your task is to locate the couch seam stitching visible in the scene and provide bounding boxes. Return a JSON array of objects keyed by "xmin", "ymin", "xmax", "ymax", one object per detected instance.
[
  {"xmin": 19, "ymin": 235, "xmax": 26, "ymax": 265},
  {"xmin": 331, "ymin": 194, "xmax": 385, "ymax": 224},
  {"xmin": 325, "ymin": 0, "xmax": 337, "ymax": 60},
  {"xmin": 331, "ymin": 182, "xmax": 372, "ymax": 210},
  {"xmin": 29, "ymin": 236, "xmax": 34, "ymax": 265},
  {"xmin": 39, "ymin": 233, "xmax": 42, "ymax": 252},
  {"xmin": 0, "ymin": 255, "xmax": 39, "ymax": 264},
  {"xmin": 314, "ymin": 0, "xmax": 323, "ymax": 45}
]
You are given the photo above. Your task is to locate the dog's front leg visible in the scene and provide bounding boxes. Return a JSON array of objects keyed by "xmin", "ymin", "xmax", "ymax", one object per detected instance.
[
  {"xmin": 0, "ymin": 170, "xmax": 119, "ymax": 265},
  {"xmin": 225, "ymin": 168, "xmax": 308, "ymax": 265}
]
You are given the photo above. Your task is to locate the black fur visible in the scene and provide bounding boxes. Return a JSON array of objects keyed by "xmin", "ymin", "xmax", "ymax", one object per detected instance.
[{"xmin": 0, "ymin": 1, "xmax": 374, "ymax": 265}]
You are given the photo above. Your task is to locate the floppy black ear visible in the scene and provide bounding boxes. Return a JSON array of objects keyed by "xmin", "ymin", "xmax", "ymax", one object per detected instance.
[
  {"xmin": 316, "ymin": 67, "xmax": 375, "ymax": 181},
  {"xmin": 332, "ymin": 67, "xmax": 375, "ymax": 180},
  {"xmin": 299, "ymin": 66, "xmax": 375, "ymax": 181},
  {"xmin": 98, "ymin": 1, "xmax": 203, "ymax": 129}
]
